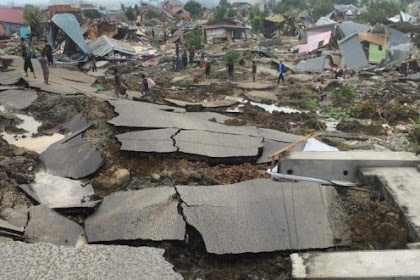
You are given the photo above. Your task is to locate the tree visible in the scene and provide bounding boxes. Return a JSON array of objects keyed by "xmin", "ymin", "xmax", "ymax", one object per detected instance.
[
  {"xmin": 312, "ymin": 0, "xmax": 333, "ymax": 19},
  {"xmin": 83, "ymin": 9, "xmax": 102, "ymax": 19},
  {"xmin": 125, "ymin": 6, "xmax": 136, "ymax": 21},
  {"xmin": 219, "ymin": 0, "xmax": 229, "ymax": 7},
  {"xmin": 227, "ymin": 8, "xmax": 236, "ymax": 19},
  {"xmin": 184, "ymin": 0, "xmax": 202, "ymax": 17},
  {"xmin": 251, "ymin": 16, "xmax": 262, "ymax": 31},
  {"xmin": 213, "ymin": 6, "xmax": 227, "ymax": 22},
  {"xmin": 23, "ymin": 7, "xmax": 42, "ymax": 38},
  {"xmin": 273, "ymin": 0, "xmax": 307, "ymax": 16},
  {"xmin": 356, "ymin": 0, "xmax": 402, "ymax": 23},
  {"xmin": 185, "ymin": 28, "xmax": 203, "ymax": 49}
]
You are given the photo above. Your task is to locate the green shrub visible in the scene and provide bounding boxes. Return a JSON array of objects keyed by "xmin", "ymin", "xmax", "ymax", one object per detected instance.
[{"xmin": 332, "ymin": 86, "xmax": 357, "ymax": 107}]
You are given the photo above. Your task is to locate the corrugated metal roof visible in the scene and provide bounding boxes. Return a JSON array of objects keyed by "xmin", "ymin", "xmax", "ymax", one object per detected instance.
[
  {"xmin": 315, "ymin": 17, "xmax": 336, "ymax": 26},
  {"xmin": 88, "ymin": 36, "xmax": 135, "ymax": 57},
  {"xmin": 338, "ymin": 22, "xmax": 371, "ymax": 37},
  {"xmin": 338, "ymin": 33, "xmax": 369, "ymax": 70},
  {"xmin": 52, "ymin": 13, "xmax": 90, "ymax": 54},
  {"xmin": 0, "ymin": 8, "xmax": 25, "ymax": 24},
  {"xmin": 295, "ymin": 56, "xmax": 326, "ymax": 73},
  {"xmin": 385, "ymin": 25, "xmax": 412, "ymax": 47}
]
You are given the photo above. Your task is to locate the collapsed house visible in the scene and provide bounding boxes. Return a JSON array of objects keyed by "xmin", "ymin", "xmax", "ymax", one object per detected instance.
[
  {"xmin": 88, "ymin": 36, "xmax": 136, "ymax": 60},
  {"xmin": 48, "ymin": 13, "xmax": 90, "ymax": 61},
  {"xmin": 263, "ymin": 14, "xmax": 300, "ymax": 37},
  {"xmin": 202, "ymin": 21, "xmax": 248, "ymax": 44}
]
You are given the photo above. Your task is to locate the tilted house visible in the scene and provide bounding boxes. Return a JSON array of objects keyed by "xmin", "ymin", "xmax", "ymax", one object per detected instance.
[{"xmin": 358, "ymin": 32, "xmax": 388, "ymax": 64}]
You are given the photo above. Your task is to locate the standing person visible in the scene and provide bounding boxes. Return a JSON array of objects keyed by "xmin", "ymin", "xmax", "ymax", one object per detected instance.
[
  {"xmin": 114, "ymin": 69, "xmax": 122, "ymax": 97},
  {"xmin": 43, "ymin": 40, "xmax": 54, "ymax": 65},
  {"xmin": 182, "ymin": 50, "xmax": 188, "ymax": 69},
  {"xmin": 189, "ymin": 47, "xmax": 195, "ymax": 64},
  {"xmin": 277, "ymin": 60, "xmax": 285, "ymax": 84},
  {"xmin": 226, "ymin": 60, "xmax": 234, "ymax": 81},
  {"xmin": 140, "ymin": 74, "xmax": 152, "ymax": 95},
  {"xmin": 176, "ymin": 43, "xmax": 180, "ymax": 56},
  {"xmin": 23, "ymin": 49, "xmax": 36, "ymax": 79},
  {"xmin": 152, "ymin": 29, "xmax": 155, "ymax": 38},
  {"xmin": 178, "ymin": 53, "xmax": 183, "ymax": 70},
  {"xmin": 92, "ymin": 57, "xmax": 97, "ymax": 72},
  {"xmin": 251, "ymin": 60, "xmax": 257, "ymax": 82},
  {"xmin": 19, "ymin": 38, "xmax": 27, "ymax": 57},
  {"xmin": 38, "ymin": 51, "xmax": 49, "ymax": 84},
  {"xmin": 204, "ymin": 57, "xmax": 211, "ymax": 78}
]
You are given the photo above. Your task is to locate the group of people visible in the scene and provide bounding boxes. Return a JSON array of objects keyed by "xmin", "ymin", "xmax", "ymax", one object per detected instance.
[
  {"xmin": 19, "ymin": 38, "xmax": 54, "ymax": 85},
  {"xmin": 113, "ymin": 70, "xmax": 153, "ymax": 98},
  {"xmin": 172, "ymin": 43, "xmax": 196, "ymax": 72},
  {"xmin": 222, "ymin": 58, "xmax": 286, "ymax": 84}
]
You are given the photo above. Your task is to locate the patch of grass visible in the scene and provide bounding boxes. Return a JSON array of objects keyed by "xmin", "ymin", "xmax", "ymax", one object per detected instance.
[
  {"xmin": 332, "ymin": 86, "xmax": 357, "ymax": 107},
  {"xmin": 408, "ymin": 116, "xmax": 420, "ymax": 147}
]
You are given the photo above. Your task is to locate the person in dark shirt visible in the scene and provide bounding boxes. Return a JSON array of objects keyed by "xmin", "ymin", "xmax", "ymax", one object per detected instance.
[
  {"xmin": 92, "ymin": 57, "xmax": 97, "ymax": 72},
  {"xmin": 114, "ymin": 69, "xmax": 122, "ymax": 97},
  {"xmin": 189, "ymin": 47, "xmax": 195, "ymax": 64},
  {"xmin": 43, "ymin": 40, "xmax": 54, "ymax": 65},
  {"xmin": 226, "ymin": 60, "xmax": 234, "ymax": 81},
  {"xmin": 182, "ymin": 50, "xmax": 188, "ymax": 69},
  {"xmin": 251, "ymin": 60, "xmax": 257, "ymax": 82},
  {"xmin": 23, "ymin": 49, "xmax": 36, "ymax": 79},
  {"xmin": 19, "ymin": 38, "xmax": 27, "ymax": 57}
]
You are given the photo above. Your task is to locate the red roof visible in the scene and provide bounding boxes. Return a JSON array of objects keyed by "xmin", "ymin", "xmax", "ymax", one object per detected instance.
[{"xmin": 0, "ymin": 8, "xmax": 25, "ymax": 24}]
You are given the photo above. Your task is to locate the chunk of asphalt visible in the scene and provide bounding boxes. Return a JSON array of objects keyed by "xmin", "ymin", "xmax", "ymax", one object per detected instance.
[
  {"xmin": 0, "ymin": 89, "xmax": 38, "ymax": 110},
  {"xmin": 0, "ymin": 242, "xmax": 182, "ymax": 280},
  {"xmin": 85, "ymin": 187, "xmax": 186, "ymax": 243},
  {"xmin": 116, "ymin": 128, "xmax": 179, "ymax": 153},
  {"xmin": 176, "ymin": 179, "xmax": 346, "ymax": 254}
]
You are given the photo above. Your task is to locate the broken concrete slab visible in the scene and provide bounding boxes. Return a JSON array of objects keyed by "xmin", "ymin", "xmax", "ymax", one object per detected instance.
[
  {"xmin": 25, "ymin": 205, "xmax": 87, "ymax": 246},
  {"xmin": 85, "ymin": 187, "xmax": 185, "ymax": 243},
  {"xmin": 40, "ymin": 134, "xmax": 104, "ymax": 179},
  {"xmin": 0, "ymin": 219, "xmax": 24, "ymax": 239},
  {"xmin": 279, "ymin": 151, "xmax": 420, "ymax": 182},
  {"xmin": 0, "ymin": 89, "xmax": 37, "ymax": 110},
  {"xmin": 258, "ymin": 128, "xmax": 302, "ymax": 143},
  {"xmin": 174, "ymin": 130, "xmax": 263, "ymax": 159},
  {"xmin": 177, "ymin": 179, "xmax": 345, "ymax": 254},
  {"xmin": 165, "ymin": 98, "xmax": 238, "ymax": 108},
  {"xmin": 0, "ymin": 208, "xmax": 29, "ymax": 229},
  {"xmin": 360, "ymin": 167, "xmax": 420, "ymax": 240},
  {"xmin": 291, "ymin": 250, "xmax": 420, "ymax": 279},
  {"xmin": 258, "ymin": 139, "xmax": 305, "ymax": 164},
  {"xmin": 117, "ymin": 128, "xmax": 179, "ymax": 153},
  {"xmin": 235, "ymin": 82, "xmax": 276, "ymax": 90},
  {"xmin": 0, "ymin": 242, "xmax": 182, "ymax": 280},
  {"xmin": 19, "ymin": 171, "xmax": 97, "ymax": 209},
  {"xmin": 244, "ymin": 91, "xmax": 278, "ymax": 102},
  {"xmin": 108, "ymin": 100, "xmax": 259, "ymax": 136}
]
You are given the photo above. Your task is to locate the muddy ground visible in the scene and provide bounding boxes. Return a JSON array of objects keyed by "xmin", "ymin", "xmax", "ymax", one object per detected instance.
[{"xmin": 0, "ymin": 85, "xmax": 413, "ymax": 279}]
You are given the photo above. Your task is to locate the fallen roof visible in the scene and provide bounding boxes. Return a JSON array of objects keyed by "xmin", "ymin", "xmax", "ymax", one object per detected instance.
[
  {"xmin": 386, "ymin": 25, "xmax": 412, "ymax": 47},
  {"xmin": 264, "ymin": 14, "xmax": 286, "ymax": 23},
  {"xmin": 338, "ymin": 33, "xmax": 369, "ymax": 70},
  {"xmin": 85, "ymin": 187, "xmax": 186, "ymax": 243},
  {"xmin": 51, "ymin": 13, "xmax": 90, "ymax": 54},
  {"xmin": 88, "ymin": 35, "xmax": 136, "ymax": 57},
  {"xmin": 0, "ymin": 242, "xmax": 182, "ymax": 280},
  {"xmin": 358, "ymin": 32, "xmax": 387, "ymax": 46},
  {"xmin": 0, "ymin": 8, "xmax": 25, "ymax": 24},
  {"xmin": 295, "ymin": 56, "xmax": 326, "ymax": 73},
  {"xmin": 338, "ymin": 21, "xmax": 371, "ymax": 37},
  {"xmin": 202, "ymin": 24, "xmax": 248, "ymax": 30},
  {"xmin": 315, "ymin": 17, "xmax": 337, "ymax": 26},
  {"xmin": 177, "ymin": 179, "xmax": 346, "ymax": 254}
]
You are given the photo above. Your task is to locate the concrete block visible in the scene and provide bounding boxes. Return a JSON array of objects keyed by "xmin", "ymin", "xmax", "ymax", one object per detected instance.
[
  {"xmin": 292, "ymin": 250, "xmax": 420, "ymax": 279},
  {"xmin": 279, "ymin": 151, "xmax": 420, "ymax": 182}
]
